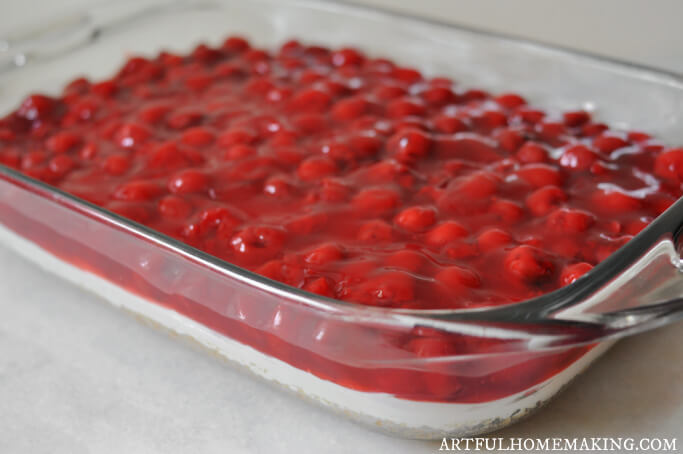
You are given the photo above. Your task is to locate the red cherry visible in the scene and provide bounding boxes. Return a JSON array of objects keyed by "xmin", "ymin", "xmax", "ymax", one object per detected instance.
[
  {"xmin": 385, "ymin": 250, "xmax": 426, "ymax": 273},
  {"xmin": 526, "ymin": 186, "xmax": 568, "ymax": 216},
  {"xmin": 114, "ymin": 180, "xmax": 164, "ymax": 201},
  {"xmin": 331, "ymin": 48, "xmax": 364, "ymax": 67},
  {"xmin": 0, "ymin": 148, "xmax": 20, "ymax": 168},
  {"xmin": 649, "ymin": 195, "xmax": 675, "ymax": 216},
  {"xmin": 158, "ymin": 195, "xmax": 193, "ymax": 219},
  {"xmin": 138, "ymin": 103, "xmax": 172, "ymax": 124},
  {"xmin": 304, "ymin": 243, "xmax": 344, "ymax": 265},
  {"xmin": 318, "ymin": 178, "xmax": 350, "ymax": 202},
  {"xmin": 432, "ymin": 114, "xmax": 468, "ymax": 134},
  {"xmin": 625, "ymin": 217, "xmax": 651, "ymax": 236},
  {"xmin": 425, "ymin": 221, "xmax": 469, "ymax": 246},
  {"xmin": 331, "ymin": 96, "xmax": 369, "ymax": 121},
  {"xmin": 231, "ymin": 226, "xmax": 286, "ymax": 263},
  {"xmin": 245, "ymin": 77, "xmax": 275, "ymax": 96},
  {"xmin": 361, "ymin": 160, "xmax": 408, "ymax": 183},
  {"xmin": 166, "ymin": 110, "xmax": 203, "ymax": 130},
  {"xmin": 387, "ymin": 128, "xmax": 432, "ymax": 163},
  {"xmin": 352, "ymin": 187, "xmax": 401, "ymax": 214},
  {"xmin": 224, "ymin": 144, "xmax": 256, "ymax": 160},
  {"xmin": 70, "ymin": 98, "xmax": 98, "ymax": 121},
  {"xmin": 48, "ymin": 155, "xmax": 76, "ymax": 177},
  {"xmin": 547, "ymin": 236, "xmax": 581, "ymax": 259},
  {"xmin": 263, "ymin": 176, "xmax": 294, "ymax": 198},
  {"xmin": 537, "ymin": 121, "xmax": 567, "ymax": 142},
  {"xmin": 297, "ymin": 156, "xmax": 337, "ymax": 181},
  {"xmin": 191, "ymin": 43, "xmax": 223, "ymax": 63},
  {"xmin": 46, "ymin": 131, "xmax": 80, "ymax": 153},
  {"xmin": 504, "ymin": 245, "xmax": 555, "ymax": 283},
  {"xmin": 115, "ymin": 123, "xmax": 151, "ymax": 148},
  {"xmin": 103, "ymin": 154, "xmax": 130, "ymax": 175},
  {"xmin": 420, "ymin": 86, "xmax": 457, "ymax": 106},
  {"xmin": 449, "ymin": 171, "xmax": 499, "ymax": 199},
  {"xmin": 581, "ymin": 122, "xmax": 609, "ymax": 137},
  {"xmin": 374, "ymin": 83, "xmax": 407, "ymax": 100},
  {"xmin": 386, "ymin": 98, "xmax": 426, "ymax": 118},
  {"xmin": 563, "ymin": 110, "xmax": 591, "ymax": 127},
  {"xmin": 559, "ymin": 144, "xmax": 598, "ymax": 170},
  {"xmin": 222, "ymin": 36, "xmax": 250, "ymax": 53},
  {"xmin": 593, "ymin": 134, "xmax": 628, "ymax": 154},
  {"xmin": 491, "ymin": 199, "xmax": 525, "ymax": 223},
  {"xmin": 291, "ymin": 113, "xmax": 328, "ymax": 134},
  {"xmin": 516, "ymin": 141, "xmax": 548, "ymax": 163},
  {"xmin": 392, "ymin": 67, "xmax": 422, "ymax": 84},
  {"xmin": 181, "ymin": 127, "xmax": 215, "ymax": 146},
  {"xmin": 496, "ymin": 128, "xmax": 525, "ymax": 152},
  {"xmin": 654, "ymin": 148, "xmax": 683, "ymax": 181},
  {"xmin": 477, "ymin": 228, "xmax": 512, "ymax": 251},
  {"xmin": 352, "ymin": 271, "xmax": 415, "ymax": 306},
  {"xmin": 285, "ymin": 212, "xmax": 328, "ymax": 235},
  {"xmin": 393, "ymin": 118, "xmax": 428, "ymax": 133},
  {"xmin": 91, "ymin": 80, "xmax": 118, "ymax": 97},
  {"xmin": 279, "ymin": 40, "xmax": 302, "ymax": 55},
  {"xmin": 627, "ymin": 131, "xmax": 651, "ymax": 142},
  {"xmin": 184, "ymin": 74, "xmax": 214, "ymax": 91},
  {"xmin": 348, "ymin": 132, "xmax": 383, "ymax": 158},
  {"xmin": 197, "ymin": 207, "xmax": 241, "ymax": 236},
  {"xmin": 494, "ymin": 93, "xmax": 526, "ymax": 110},
  {"xmin": 168, "ymin": 169, "xmax": 209, "ymax": 194},
  {"xmin": 357, "ymin": 219, "xmax": 394, "ymax": 242},
  {"xmin": 21, "ymin": 151, "xmax": 46, "ymax": 169},
  {"xmin": 561, "ymin": 262, "xmax": 593, "ymax": 286},
  {"xmin": 304, "ymin": 277, "xmax": 335, "ymax": 297},
  {"xmin": 515, "ymin": 107, "xmax": 545, "ymax": 124},
  {"xmin": 0, "ymin": 127, "xmax": 16, "ymax": 142},
  {"xmin": 288, "ymin": 88, "xmax": 332, "ymax": 113},
  {"xmin": 217, "ymin": 128, "xmax": 256, "ymax": 148},
  {"xmin": 320, "ymin": 142, "xmax": 354, "ymax": 162},
  {"xmin": 546, "ymin": 208, "xmax": 596, "ymax": 233},
  {"xmin": 461, "ymin": 89, "xmax": 489, "ymax": 102},
  {"xmin": 394, "ymin": 206, "xmax": 437, "ymax": 232},
  {"xmin": 435, "ymin": 265, "xmax": 481, "ymax": 288},
  {"xmin": 435, "ymin": 135, "xmax": 503, "ymax": 163},
  {"xmin": 18, "ymin": 94, "xmax": 56, "ymax": 120},
  {"xmin": 516, "ymin": 164, "xmax": 563, "ymax": 188},
  {"xmin": 148, "ymin": 142, "xmax": 190, "ymax": 169},
  {"xmin": 472, "ymin": 110, "xmax": 508, "ymax": 131},
  {"xmin": 270, "ymin": 129, "xmax": 299, "ymax": 147},
  {"xmin": 591, "ymin": 189, "xmax": 641, "ymax": 214}
]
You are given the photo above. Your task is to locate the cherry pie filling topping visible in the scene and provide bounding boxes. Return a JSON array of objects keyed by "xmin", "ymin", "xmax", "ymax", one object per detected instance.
[{"xmin": 1, "ymin": 37, "xmax": 681, "ymax": 402}]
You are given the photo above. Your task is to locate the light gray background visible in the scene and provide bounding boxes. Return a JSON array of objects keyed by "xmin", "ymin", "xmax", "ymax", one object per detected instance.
[{"xmin": 1, "ymin": 1, "xmax": 682, "ymax": 453}]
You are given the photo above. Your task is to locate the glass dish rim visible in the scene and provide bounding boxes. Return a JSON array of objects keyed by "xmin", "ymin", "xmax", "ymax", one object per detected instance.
[
  {"xmin": 324, "ymin": 0, "xmax": 683, "ymax": 82},
  {"xmin": 1, "ymin": 0, "xmax": 683, "ymax": 329}
]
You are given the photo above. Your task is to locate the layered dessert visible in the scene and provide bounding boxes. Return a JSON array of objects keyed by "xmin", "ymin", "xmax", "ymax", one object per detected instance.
[{"xmin": 0, "ymin": 37, "xmax": 680, "ymax": 433}]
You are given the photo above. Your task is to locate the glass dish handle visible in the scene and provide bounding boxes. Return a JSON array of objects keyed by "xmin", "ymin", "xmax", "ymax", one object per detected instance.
[
  {"xmin": 430, "ymin": 199, "xmax": 683, "ymax": 350},
  {"xmin": 549, "ymin": 234, "xmax": 683, "ymax": 340}
]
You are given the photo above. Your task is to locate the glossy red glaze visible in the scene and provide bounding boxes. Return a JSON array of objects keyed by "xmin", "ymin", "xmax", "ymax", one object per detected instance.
[{"xmin": 2, "ymin": 39, "xmax": 680, "ymax": 309}]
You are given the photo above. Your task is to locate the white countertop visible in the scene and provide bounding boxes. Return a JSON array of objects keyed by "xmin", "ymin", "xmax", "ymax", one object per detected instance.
[{"xmin": 1, "ymin": 1, "xmax": 682, "ymax": 452}]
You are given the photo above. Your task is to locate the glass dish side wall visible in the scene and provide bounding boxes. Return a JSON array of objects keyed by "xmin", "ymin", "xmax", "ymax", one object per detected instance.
[
  {"xmin": 0, "ymin": 0, "xmax": 682, "ymax": 406},
  {"xmin": 0, "ymin": 169, "xmax": 591, "ymax": 403}
]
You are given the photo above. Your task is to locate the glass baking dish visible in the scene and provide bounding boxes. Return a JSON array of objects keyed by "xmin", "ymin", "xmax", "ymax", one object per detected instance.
[{"xmin": 1, "ymin": 0, "xmax": 683, "ymax": 439}]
